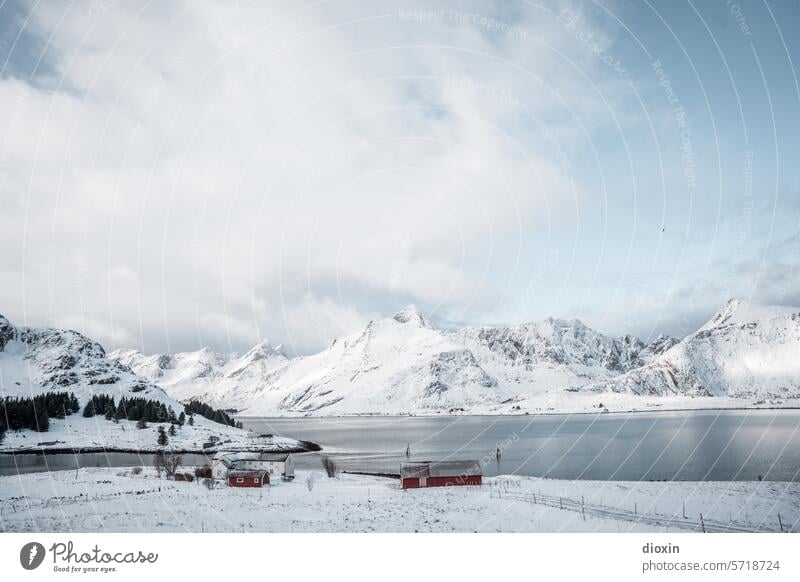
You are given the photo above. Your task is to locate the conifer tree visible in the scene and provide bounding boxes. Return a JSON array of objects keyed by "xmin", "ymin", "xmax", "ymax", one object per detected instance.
[
  {"xmin": 34, "ymin": 405, "xmax": 49, "ymax": 432},
  {"xmin": 157, "ymin": 426, "xmax": 169, "ymax": 446},
  {"xmin": 82, "ymin": 400, "xmax": 95, "ymax": 417},
  {"xmin": 70, "ymin": 393, "xmax": 80, "ymax": 414}
]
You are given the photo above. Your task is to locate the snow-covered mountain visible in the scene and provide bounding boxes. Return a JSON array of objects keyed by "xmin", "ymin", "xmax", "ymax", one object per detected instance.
[
  {"xmin": 113, "ymin": 307, "xmax": 502, "ymax": 414},
  {"xmin": 583, "ymin": 299, "xmax": 800, "ymax": 400},
  {"xmin": 110, "ymin": 305, "xmax": 680, "ymax": 415},
  {"xmin": 452, "ymin": 317, "xmax": 664, "ymax": 393},
  {"xmin": 0, "ymin": 313, "xmax": 170, "ymax": 405}
]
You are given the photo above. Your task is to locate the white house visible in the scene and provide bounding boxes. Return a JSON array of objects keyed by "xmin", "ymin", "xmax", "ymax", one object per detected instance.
[{"xmin": 211, "ymin": 451, "xmax": 295, "ymax": 481}]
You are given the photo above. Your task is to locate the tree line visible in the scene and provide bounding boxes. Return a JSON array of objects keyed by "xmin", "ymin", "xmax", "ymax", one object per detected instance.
[
  {"xmin": 0, "ymin": 391, "xmax": 240, "ymax": 441},
  {"xmin": 82, "ymin": 394, "xmax": 186, "ymax": 426},
  {"xmin": 0, "ymin": 391, "xmax": 80, "ymax": 433},
  {"xmin": 184, "ymin": 400, "xmax": 242, "ymax": 428},
  {"xmin": 85, "ymin": 394, "xmax": 238, "ymax": 428}
]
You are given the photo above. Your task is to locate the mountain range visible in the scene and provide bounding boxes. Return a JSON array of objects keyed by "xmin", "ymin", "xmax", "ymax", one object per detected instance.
[{"xmin": 107, "ymin": 299, "xmax": 800, "ymax": 415}]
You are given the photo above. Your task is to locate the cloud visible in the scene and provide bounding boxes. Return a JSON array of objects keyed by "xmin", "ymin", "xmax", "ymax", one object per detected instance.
[
  {"xmin": 1, "ymin": 1, "xmax": 796, "ymax": 354},
  {"xmin": 58, "ymin": 314, "xmax": 136, "ymax": 349},
  {"xmin": 1, "ymin": 0, "xmax": 622, "ymax": 353}
]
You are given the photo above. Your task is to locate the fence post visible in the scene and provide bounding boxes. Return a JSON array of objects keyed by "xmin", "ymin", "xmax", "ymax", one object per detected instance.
[
  {"xmin": 700, "ymin": 513, "xmax": 706, "ymax": 533},
  {"xmin": 778, "ymin": 514, "xmax": 784, "ymax": 532},
  {"xmin": 683, "ymin": 501, "xmax": 686, "ymax": 519},
  {"xmin": 634, "ymin": 502, "xmax": 637, "ymax": 515}
]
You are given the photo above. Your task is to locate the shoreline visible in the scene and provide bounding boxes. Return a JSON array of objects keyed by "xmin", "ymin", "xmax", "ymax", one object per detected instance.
[
  {"xmin": 0, "ymin": 441, "xmax": 322, "ymax": 456},
  {"xmin": 240, "ymin": 404, "xmax": 800, "ymax": 421}
]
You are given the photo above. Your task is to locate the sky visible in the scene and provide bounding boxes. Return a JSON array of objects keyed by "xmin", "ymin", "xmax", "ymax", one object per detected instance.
[{"xmin": 0, "ymin": 0, "xmax": 798, "ymax": 356}]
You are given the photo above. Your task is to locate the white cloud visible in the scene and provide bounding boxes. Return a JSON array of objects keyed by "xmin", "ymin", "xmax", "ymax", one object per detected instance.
[{"xmin": 8, "ymin": 0, "xmax": 768, "ymax": 353}]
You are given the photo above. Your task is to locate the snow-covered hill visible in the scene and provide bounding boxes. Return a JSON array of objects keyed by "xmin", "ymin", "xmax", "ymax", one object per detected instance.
[
  {"xmin": 111, "ymin": 305, "xmax": 681, "ymax": 415},
  {"xmin": 583, "ymin": 299, "xmax": 800, "ymax": 400}
]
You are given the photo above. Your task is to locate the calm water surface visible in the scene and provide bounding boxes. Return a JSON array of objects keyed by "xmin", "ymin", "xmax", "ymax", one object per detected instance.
[
  {"xmin": 2, "ymin": 410, "xmax": 799, "ymax": 481},
  {"xmin": 242, "ymin": 410, "xmax": 800, "ymax": 481}
]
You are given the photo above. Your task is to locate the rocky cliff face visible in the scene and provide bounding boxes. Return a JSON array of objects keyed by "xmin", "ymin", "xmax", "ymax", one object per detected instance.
[
  {"xmin": 582, "ymin": 300, "xmax": 800, "ymax": 400},
  {"xmin": 451, "ymin": 318, "xmax": 667, "ymax": 374}
]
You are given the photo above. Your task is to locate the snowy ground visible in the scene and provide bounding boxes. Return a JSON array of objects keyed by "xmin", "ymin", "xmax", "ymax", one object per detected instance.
[
  {"xmin": 492, "ymin": 392, "xmax": 800, "ymax": 417},
  {"xmin": 1, "ymin": 467, "xmax": 797, "ymax": 533},
  {"xmin": 267, "ymin": 392, "xmax": 800, "ymax": 418},
  {"xmin": 380, "ymin": 392, "xmax": 800, "ymax": 418},
  {"xmin": 0, "ymin": 415, "xmax": 312, "ymax": 454}
]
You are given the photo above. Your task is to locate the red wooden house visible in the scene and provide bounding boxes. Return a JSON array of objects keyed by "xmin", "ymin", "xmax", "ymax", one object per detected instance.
[
  {"xmin": 227, "ymin": 469, "xmax": 270, "ymax": 488},
  {"xmin": 401, "ymin": 461, "xmax": 482, "ymax": 489}
]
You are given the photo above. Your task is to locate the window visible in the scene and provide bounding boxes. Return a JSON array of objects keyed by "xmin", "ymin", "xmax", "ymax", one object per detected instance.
[
  {"xmin": 253, "ymin": 478, "xmax": 259, "ymax": 483},
  {"xmin": 236, "ymin": 478, "xmax": 244, "ymax": 483}
]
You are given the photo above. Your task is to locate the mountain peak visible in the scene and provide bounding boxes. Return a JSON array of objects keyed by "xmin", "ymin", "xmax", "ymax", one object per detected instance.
[
  {"xmin": 243, "ymin": 338, "xmax": 286, "ymax": 360},
  {"xmin": 701, "ymin": 298, "xmax": 797, "ymax": 331}
]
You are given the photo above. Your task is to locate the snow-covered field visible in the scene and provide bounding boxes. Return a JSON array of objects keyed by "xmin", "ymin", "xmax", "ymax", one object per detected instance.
[
  {"xmin": 443, "ymin": 392, "xmax": 800, "ymax": 417},
  {"xmin": 0, "ymin": 415, "xmax": 310, "ymax": 454},
  {"xmin": 1, "ymin": 467, "xmax": 797, "ymax": 533}
]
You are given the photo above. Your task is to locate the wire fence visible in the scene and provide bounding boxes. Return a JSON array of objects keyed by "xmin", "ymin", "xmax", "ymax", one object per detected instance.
[{"xmin": 492, "ymin": 489, "xmax": 788, "ymax": 533}]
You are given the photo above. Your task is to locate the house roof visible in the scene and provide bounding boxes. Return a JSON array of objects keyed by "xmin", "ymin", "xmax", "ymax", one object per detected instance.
[
  {"xmin": 213, "ymin": 451, "xmax": 292, "ymax": 466},
  {"xmin": 400, "ymin": 460, "xmax": 482, "ymax": 478}
]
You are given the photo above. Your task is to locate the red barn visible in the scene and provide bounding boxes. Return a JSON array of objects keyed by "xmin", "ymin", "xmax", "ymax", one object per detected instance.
[
  {"xmin": 401, "ymin": 461, "xmax": 482, "ymax": 489},
  {"xmin": 227, "ymin": 469, "xmax": 270, "ymax": 488}
]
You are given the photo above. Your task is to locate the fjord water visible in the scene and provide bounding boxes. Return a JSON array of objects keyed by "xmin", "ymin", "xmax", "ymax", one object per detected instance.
[
  {"xmin": 243, "ymin": 410, "xmax": 800, "ymax": 481},
  {"xmin": 2, "ymin": 410, "xmax": 799, "ymax": 481}
]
